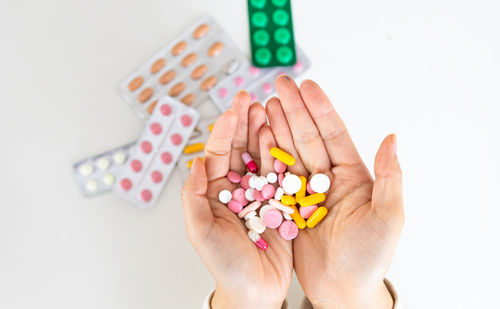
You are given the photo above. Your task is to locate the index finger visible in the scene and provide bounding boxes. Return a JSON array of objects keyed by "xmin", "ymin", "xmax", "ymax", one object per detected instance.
[{"xmin": 204, "ymin": 111, "xmax": 238, "ymax": 181}]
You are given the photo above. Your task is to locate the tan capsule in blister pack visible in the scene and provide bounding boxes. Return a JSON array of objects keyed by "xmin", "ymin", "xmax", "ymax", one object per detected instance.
[{"xmin": 119, "ymin": 16, "xmax": 246, "ymax": 120}]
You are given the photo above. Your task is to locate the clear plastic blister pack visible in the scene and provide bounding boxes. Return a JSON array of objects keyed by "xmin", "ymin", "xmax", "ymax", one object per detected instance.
[
  {"xmin": 209, "ymin": 46, "xmax": 310, "ymax": 112},
  {"xmin": 113, "ymin": 96, "xmax": 200, "ymax": 208},
  {"xmin": 73, "ymin": 142, "xmax": 136, "ymax": 196},
  {"xmin": 118, "ymin": 15, "xmax": 247, "ymax": 120},
  {"xmin": 177, "ymin": 116, "xmax": 220, "ymax": 181}
]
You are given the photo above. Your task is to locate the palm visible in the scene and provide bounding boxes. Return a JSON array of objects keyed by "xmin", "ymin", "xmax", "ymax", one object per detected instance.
[
  {"xmin": 293, "ymin": 166, "xmax": 399, "ymax": 302},
  {"xmin": 181, "ymin": 92, "xmax": 294, "ymax": 307},
  {"xmin": 201, "ymin": 177, "xmax": 292, "ymax": 301},
  {"xmin": 266, "ymin": 76, "xmax": 404, "ymax": 306}
]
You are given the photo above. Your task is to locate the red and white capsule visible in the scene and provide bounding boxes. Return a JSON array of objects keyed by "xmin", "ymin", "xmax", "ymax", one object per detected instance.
[
  {"xmin": 242, "ymin": 152, "xmax": 258, "ymax": 173},
  {"xmin": 248, "ymin": 230, "xmax": 268, "ymax": 250}
]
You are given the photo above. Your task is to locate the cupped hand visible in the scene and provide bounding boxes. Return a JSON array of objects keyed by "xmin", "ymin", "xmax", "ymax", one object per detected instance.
[
  {"xmin": 266, "ymin": 76, "xmax": 404, "ymax": 309},
  {"xmin": 181, "ymin": 91, "xmax": 293, "ymax": 309}
]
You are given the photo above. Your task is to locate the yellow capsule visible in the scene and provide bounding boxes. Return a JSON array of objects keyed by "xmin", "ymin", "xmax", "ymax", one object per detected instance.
[
  {"xmin": 208, "ymin": 123, "xmax": 214, "ymax": 132},
  {"xmin": 298, "ymin": 193, "xmax": 326, "ymax": 207},
  {"xmin": 295, "ymin": 176, "xmax": 307, "ymax": 200},
  {"xmin": 270, "ymin": 147, "xmax": 295, "ymax": 166},
  {"xmin": 289, "ymin": 205, "xmax": 306, "ymax": 229},
  {"xmin": 184, "ymin": 142, "xmax": 204, "ymax": 154},
  {"xmin": 281, "ymin": 195, "xmax": 296, "ymax": 206},
  {"xmin": 186, "ymin": 157, "xmax": 204, "ymax": 168},
  {"xmin": 306, "ymin": 206, "xmax": 328, "ymax": 228}
]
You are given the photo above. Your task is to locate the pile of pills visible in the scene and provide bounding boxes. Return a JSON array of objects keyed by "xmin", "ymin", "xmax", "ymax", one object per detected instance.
[{"xmin": 218, "ymin": 147, "xmax": 330, "ymax": 250}]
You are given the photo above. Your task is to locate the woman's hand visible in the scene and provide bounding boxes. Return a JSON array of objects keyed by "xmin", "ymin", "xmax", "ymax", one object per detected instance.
[
  {"xmin": 266, "ymin": 76, "xmax": 404, "ymax": 309},
  {"xmin": 181, "ymin": 91, "xmax": 293, "ymax": 309}
]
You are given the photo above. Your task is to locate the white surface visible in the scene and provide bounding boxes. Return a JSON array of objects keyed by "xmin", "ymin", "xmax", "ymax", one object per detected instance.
[{"xmin": 1, "ymin": 0, "xmax": 499, "ymax": 308}]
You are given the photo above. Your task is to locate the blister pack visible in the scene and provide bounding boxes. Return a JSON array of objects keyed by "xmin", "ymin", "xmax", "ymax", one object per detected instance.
[
  {"xmin": 209, "ymin": 47, "xmax": 310, "ymax": 112},
  {"xmin": 247, "ymin": 0, "xmax": 297, "ymax": 67},
  {"xmin": 118, "ymin": 15, "xmax": 246, "ymax": 119},
  {"xmin": 177, "ymin": 116, "xmax": 219, "ymax": 181},
  {"xmin": 73, "ymin": 142, "xmax": 136, "ymax": 196},
  {"xmin": 113, "ymin": 96, "xmax": 200, "ymax": 207}
]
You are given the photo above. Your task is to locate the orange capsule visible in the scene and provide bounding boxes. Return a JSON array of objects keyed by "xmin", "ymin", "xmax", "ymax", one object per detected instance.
[
  {"xmin": 128, "ymin": 76, "xmax": 144, "ymax": 91},
  {"xmin": 200, "ymin": 75, "xmax": 217, "ymax": 91},
  {"xmin": 159, "ymin": 70, "xmax": 175, "ymax": 85},
  {"xmin": 169, "ymin": 82, "xmax": 185, "ymax": 97},
  {"xmin": 171, "ymin": 41, "xmax": 187, "ymax": 56},
  {"xmin": 137, "ymin": 87, "xmax": 153, "ymax": 103},
  {"xmin": 207, "ymin": 41, "xmax": 224, "ymax": 57},
  {"xmin": 180, "ymin": 93, "xmax": 195, "ymax": 106},
  {"xmin": 193, "ymin": 24, "xmax": 210, "ymax": 39},
  {"xmin": 146, "ymin": 100, "xmax": 158, "ymax": 114},
  {"xmin": 150, "ymin": 58, "xmax": 166, "ymax": 74},
  {"xmin": 191, "ymin": 64, "xmax": 207, "ymax": 80},
  {"xmin": 181, "ymin": 53, "xmax": 197, "ymax": 67}
]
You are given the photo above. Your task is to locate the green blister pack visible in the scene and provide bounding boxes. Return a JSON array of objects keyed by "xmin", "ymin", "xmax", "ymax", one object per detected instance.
[{"xmin": 247, "ymin": 0, "xmax": 296, "ymax": 67}]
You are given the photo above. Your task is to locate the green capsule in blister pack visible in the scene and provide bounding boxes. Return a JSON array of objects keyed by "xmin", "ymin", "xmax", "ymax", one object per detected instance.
[{"xmin": 247, "ymin": 0, "xmax": 297, "ymax": 67}]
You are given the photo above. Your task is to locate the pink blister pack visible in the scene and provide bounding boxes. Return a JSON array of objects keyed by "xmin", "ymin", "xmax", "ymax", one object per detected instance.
[
  {"xmin": 209, "ymin": 46, "xmax": 310, "ymax": 112},
  {"xmin": 118, "ymin": 15, "xmax": 246, "ymax": 120},
  {"xmin": 177, "ymin": 116, "xmax": 220, "ymax": 181},
  {"xmin": 113, "ymin": 96, "xmax": 200, "ymax": 208}
]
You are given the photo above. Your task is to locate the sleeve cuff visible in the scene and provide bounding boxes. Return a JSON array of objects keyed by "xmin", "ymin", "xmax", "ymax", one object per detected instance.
[
  {"xmin": 202, "ymin": 289, "xmax": 289, "ymax": 309},
  {"xmin": 300, "ymin": 279, "xmax": 400, "ymax": 309}
]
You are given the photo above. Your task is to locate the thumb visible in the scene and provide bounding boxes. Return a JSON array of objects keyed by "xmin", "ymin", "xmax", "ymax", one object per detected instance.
[
  {"xmin": 372, "ymin": 134, "xmax": 404, "ymax": 228},
  {"xmin": 181, "ymin": 158, "xmax": 213, "ymax": 243}
]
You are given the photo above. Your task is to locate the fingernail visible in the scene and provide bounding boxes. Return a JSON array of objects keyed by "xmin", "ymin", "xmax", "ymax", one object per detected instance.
[{"xmin": 391, "ymin": 134, "xmax": 397, "ymax": 155}]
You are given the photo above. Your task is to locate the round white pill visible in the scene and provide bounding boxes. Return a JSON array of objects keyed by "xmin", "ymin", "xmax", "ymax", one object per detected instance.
[
  {"xmin": 79, "ymin": 163, "xmax": 93, "ymax": 176},
  {"xmin": 282, "ymin": 174, "xmax": 302, "ymax": 194},
  {"xmin": 113, "ymin": 151, "xmax": 127, "ymax": 164},
  {"xmin": 310, "ymin": 173, "xmax": 331, "ymax": 193},
  {"xmin": 249, "ymin": 175, "xmax": 258, "ymax": 189},
  {"xmin": 244, "ymin": 211, "xmax": 257, "ymax": 221},
  {"xmin": 274, "ymin": 187, "xmax": 285, "ymax": 200},
  {"xmin": 259, "ymin": 204, "xmax": 275, "ymax": 218},
  {"xmin": 86, "ymin": 179, "xmax": 98, "ymax": 192},
  {"xmin": 245, "ymin": 189, "xmax": 256, "ymax": 202},
  {"xmin": 283, "ymin": 212, "xmax": 292, "ymax": 220},
  {"xmin": 246, "ymin": 216, "xmax": 266, "ymax": 234},
  {"xmin": 218, "ymin": 189, "xmax": 232, "ymax": 204},
  {"xmin": 96, "ymin": 157, "xmax": 110, "ymax": 170},
  {"xmin": 248, "ymin": 230, "xmax": 260, "ymax": 242},
  {"xmin": 254, "ymin": 177, "xmax": 267, "ymax": 191},
  {"xmin": 266, "ymin": 172, "xmax": 278, "ymax": 184},
  {"xmin": 102, "ymin": 173, "xmax": 115, "ymax": 185}
]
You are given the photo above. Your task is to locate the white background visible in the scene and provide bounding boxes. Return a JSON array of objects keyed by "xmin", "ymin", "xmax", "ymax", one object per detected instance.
[{"xmin": 1, "ymin": 0, "xmax": 499, "ymax": 308}]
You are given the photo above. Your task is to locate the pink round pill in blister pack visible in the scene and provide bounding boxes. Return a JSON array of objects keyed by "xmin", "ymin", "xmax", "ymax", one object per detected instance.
[
  {"xmin": 113, "ymin": 96, "xmax": 200, "ymax": 208},
  {"xmin": 209, "ymin": 46, "xmax": 311, "ymax": 112},
  {"xmin": 119, "ymin": 16, "xmax": 247, "ymax": 120}
]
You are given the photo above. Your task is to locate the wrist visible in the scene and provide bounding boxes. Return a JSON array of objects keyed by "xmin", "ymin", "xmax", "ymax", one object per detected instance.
[
  {"xmin": 309, "ymin": 281, "xmax": 393, "ymax": 309},
  {"xmin": 211, "ymin": 288, "xmax": 283, "ymax": 309}
]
